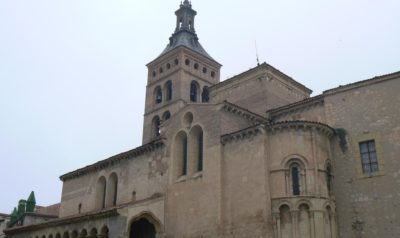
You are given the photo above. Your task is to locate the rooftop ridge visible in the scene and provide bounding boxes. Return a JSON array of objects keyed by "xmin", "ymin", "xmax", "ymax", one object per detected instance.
[
  {"xmin": 209, "ymin": 62, "xmax": 312, "ymax": 94},
  {"xmin": 323, "ymin": 70, "xmax": 400, "ymax": 94}
]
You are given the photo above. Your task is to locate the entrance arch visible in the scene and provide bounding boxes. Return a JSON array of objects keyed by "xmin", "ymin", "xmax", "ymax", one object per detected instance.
[{"xmin": 129, "ymin": 218, "xmax": 156, "ymax": 238}]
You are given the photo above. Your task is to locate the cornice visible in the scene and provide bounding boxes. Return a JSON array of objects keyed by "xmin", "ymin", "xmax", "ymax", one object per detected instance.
[
  {"xmin": 323, "ymin": 70, "xmax": 400, "ymax": 95},
  {"xmin": 266, "ymin": 95, "xmax": 325, "ymax": 120},
  {"xmin": 221, "ymin": 124, "xmax": 264, "ymax": 145},
  {"xmin": 221, "ymin": 101, "xmax": 268, "ymax": 124},
  {"xmin": 220, "ymin": 120, "xmax": 335, "ymax": 145},
  {"xmin": 4, "ymin": 209, "xmax": 118, "ymax": 235},
  {"xmin": 59, "ymin": 139, "xmax": 164, "ymax": 182},
  {"xmin": 266, "ymin": 120, "xmax": 335, "ymax": 138}
]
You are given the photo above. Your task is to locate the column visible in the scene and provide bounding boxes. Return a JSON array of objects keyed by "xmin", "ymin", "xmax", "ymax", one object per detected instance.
[{"xmin": 291, "ymin": 210, "xmax": 298, "ymax": 238}]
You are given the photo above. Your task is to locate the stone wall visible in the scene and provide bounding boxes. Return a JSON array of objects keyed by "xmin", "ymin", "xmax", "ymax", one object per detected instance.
[{"xmin": 325, "ymin": 76, "xmax": 400, "ymax": 238}]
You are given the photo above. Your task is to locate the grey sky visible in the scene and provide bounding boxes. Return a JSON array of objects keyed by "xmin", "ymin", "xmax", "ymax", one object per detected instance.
[{"xmin": 0, "ymin": 0, "xmax": 399, "ymax": 213}]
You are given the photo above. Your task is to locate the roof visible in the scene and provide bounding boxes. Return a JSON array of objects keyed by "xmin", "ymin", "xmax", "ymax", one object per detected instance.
[
  {"xmin": 210, "ymin": 62, "xmax": 312, "ymax": 94},
  {"xmin": 221, "ymin": 101, "xmax": 268, "ymax": 124},
  {"xmin": 266, "ymin": 94, "xmax": 325, "ymax": 117},
  {"xmin": 266, "ymin": 70, "xmax": 400, "ymax": 117},
  {"xmin": 59, "ymin": 138, "xmax": 164, "ymax": 182},
  {"xmin": 221, "ymin": 120, "xmax": 335, "ymax": 145},
  {"xmin": 35, "ymin": 203, "xmax": 60, "ymax": 217},
  {"xmin": 323, "ymin": 70, "xmax": 400, "ymax": 95},
  {"xmin": 4, "ymin": 208, "xmax": 118, "ymax": 235},
  {"xmin": 160, "ymin": 30, "xmax": 215, "ymax": 61}
]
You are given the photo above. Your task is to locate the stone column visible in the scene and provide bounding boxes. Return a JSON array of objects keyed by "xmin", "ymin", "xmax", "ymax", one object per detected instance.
[
  {"xmin": 313, "ymin": 211, "xmax": 325, "ymax": 238},
  {"xmin": 309, "ymin": 211, "xmax": 315, "ymax": 238},
  {"xmin": 291, "ymin": 210, "xmax": 298, "ymax": 238},
  {"xmin": 300, "ymin": 170, "xmax": 307, "ymax": 195},
  {"xmin": 330, "ymin": 212, "xmax": 338, "ymax": 238},
  {"xmin": 273, "ymin": 213, "xmax": 281, "ymax": 238},
  {"xmin": 285, "ymin": 170, "xmax": 290, "ymax": 195}
]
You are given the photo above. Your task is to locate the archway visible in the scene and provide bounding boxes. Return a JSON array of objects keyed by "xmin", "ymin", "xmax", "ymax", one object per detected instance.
[{"xmin": 129, "ymin": 218, "xmax": 156, "ymax": 238}]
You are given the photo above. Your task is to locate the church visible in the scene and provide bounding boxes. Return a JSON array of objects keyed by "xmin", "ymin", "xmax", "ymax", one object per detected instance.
[{"xmin": 4, "ymin": 1, "xmax": 400, "ymax": 238}]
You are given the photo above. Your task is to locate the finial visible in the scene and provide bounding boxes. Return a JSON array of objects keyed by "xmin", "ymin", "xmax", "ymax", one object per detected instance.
[
  {"xmin": 255, "ymin": 41, "xmax": 260, "ymax": 66},
  {"xmin": 183, "ymin": 0, "xmax": 191, "ymax": 7}
]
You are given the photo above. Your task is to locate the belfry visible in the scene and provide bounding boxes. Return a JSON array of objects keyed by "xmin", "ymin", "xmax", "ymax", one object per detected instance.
[{"xmin": 4, "ymin": 1, "xmax": 400, "ymax": 238}]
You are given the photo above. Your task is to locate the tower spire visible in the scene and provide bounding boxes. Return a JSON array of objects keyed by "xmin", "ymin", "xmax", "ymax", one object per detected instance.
[{"xmin": 158, "ymin": 1, "xmax": 215, "ymax": 60}]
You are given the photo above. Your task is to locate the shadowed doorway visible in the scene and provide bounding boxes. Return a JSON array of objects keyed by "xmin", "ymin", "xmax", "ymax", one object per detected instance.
[{"xmin": 130, "ymin": 218, "xmax": 156, "ymax": 238}]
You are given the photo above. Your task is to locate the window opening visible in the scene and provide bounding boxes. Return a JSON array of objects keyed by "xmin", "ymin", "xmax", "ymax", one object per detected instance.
[
  {"xmin": 190, "ymin": 81, "xmax": 198, "ymax": 102},
  {"xmin": 155, "ymin": 87, "xmax": 162, "ymax": 104},
  {"xmin": 359, "ymin": 140, "xmax": 378, "ymax": 173},
  {"xmin": 152, "ymin": 117, "xmax": 161, "ymax": 137},
  {"xmin": 182, "ymin": 136, "xmax": 188, "ymax": 175},
  {"xmin": 291, "ymin": 165, "xmax": 300, "ymax": 195},
  {"xmin": 326, "ymin": 164, "xmax": 333, "ymax": 194},
  {"xmin": 166, "ymin": 81, "xmax": 172, "ymax": 101},
  {"xmin": 197, "ymin": 131, "xmax": 203, "ymax": 172},
  {"xmin": 201, "ymin": 86, "xmax": 209, "ymax": 102},
  {"xmin": 113, "ymin": 176, "xmax": 118, "ymax": 206}
]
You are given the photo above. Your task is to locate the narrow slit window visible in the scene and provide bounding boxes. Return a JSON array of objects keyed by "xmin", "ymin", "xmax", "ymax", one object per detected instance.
[
  {"xmin": 291, "ymin": 166, "xmax": 300, "ymax": 195},
  {"xmin": 182, "ymin": 137, "xmax": 188, "ymax": 175}
]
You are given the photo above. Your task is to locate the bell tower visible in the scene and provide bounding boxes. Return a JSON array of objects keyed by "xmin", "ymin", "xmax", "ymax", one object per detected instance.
[{"xmin": 142, "ymin": 1, "xmax": 221, "ymax": 144}]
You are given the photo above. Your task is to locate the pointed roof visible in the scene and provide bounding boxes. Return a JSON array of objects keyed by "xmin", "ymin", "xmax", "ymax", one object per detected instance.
[{"xmin": 27, "ymin": 191, "xmax": 36, "ymax": 203}]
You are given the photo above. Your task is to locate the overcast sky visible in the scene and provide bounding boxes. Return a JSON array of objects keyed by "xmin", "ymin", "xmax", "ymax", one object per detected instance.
[{"xmin": 0, "ymin": 0, "xmax": 399, "ymax": 213}]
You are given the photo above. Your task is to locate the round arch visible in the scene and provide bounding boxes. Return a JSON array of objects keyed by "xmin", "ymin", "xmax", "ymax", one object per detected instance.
[
  {"xmin": 106, "ymin": 172, "xmax": 118, "ymax": 207},
  {"xmin": 282, "ymin": 154, "xmax": 309, "ymax": 168},
  {"xmin": 295, "ymin": 200, "xmax": 313, "ymax": 210},
  {"xmin": 273, "ymin": 200, "xmax": 292, "ymax": 213}
]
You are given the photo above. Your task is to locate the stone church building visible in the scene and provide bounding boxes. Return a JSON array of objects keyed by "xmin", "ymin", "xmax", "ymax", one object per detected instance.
[{"xmin": 5, "ymin": 1, "xmax": 400, "ymax": 238}]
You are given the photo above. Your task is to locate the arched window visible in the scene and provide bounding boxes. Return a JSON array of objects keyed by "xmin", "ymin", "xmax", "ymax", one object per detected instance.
[
  {"xmin": 174, "ymin": 131, "xmax": 188, "ymax": 178},
  {"xmin": 62, "ymin": 232, "xmax": 69, "ymax": 238},
  {"xmin": 95, "ymin": 176, "xmax": 107, "ymax": 209},
  {"xmin": 201, "ymin": 86, "xmax": 209, "ymax": 103},
  {"xmin": 326, "ymin": 163, "xmax": 333, "ymax": 195},
  {"xmin": 151, "ymin": 116, "xmax": 161, "ymax": 138},
  {"xmin": 106, "ymin": 173, "xmax": 118, "ymax": 207},
  {"xmin": 190, "ymin": 81, "xmax": 199, "ymax": 102},
  {"xmin": 290, "ymin": 163, "xmax": 300, "ymax": 195},
  {"xmin": 154, "ymin": 86, "xmax": 162, "ymax": 104},
  {"xmin": 189, "ymin": 126, "xmax": 204, "ymax": 173},
  {"xmin": 164, "ymin": 81, "xmax": 172, "ymax": 101},
  {"xmin": 285, "ymin": 158, "xmax": 306, "ymax": 196},
  {"xmin": 162, "ymin": 111, "xmax": 171, "ymax": 122},
  {"xmin": 55, "ymin": 233, "xmax": 61, "ymax": 238}
]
